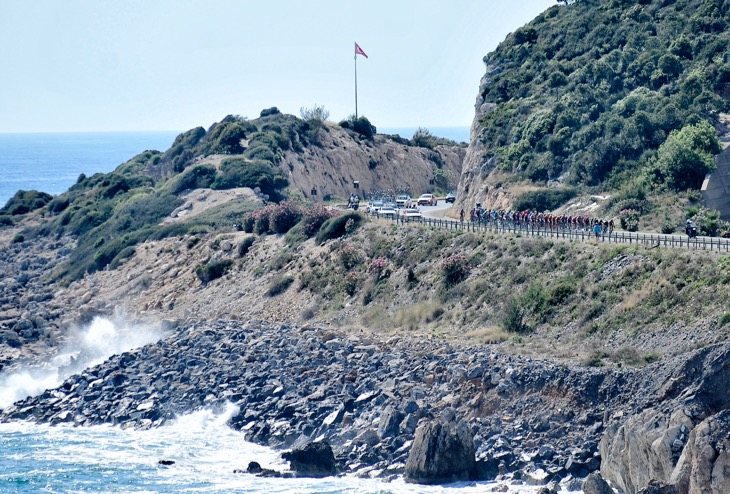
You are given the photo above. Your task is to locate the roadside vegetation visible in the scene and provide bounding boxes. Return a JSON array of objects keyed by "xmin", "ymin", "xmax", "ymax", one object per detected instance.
[
  {"xmin": 477, "ymin": 0, "xmax": 730, "ymax": 231},
  {"xmin": 225, "ymin": 205, "xmax": 730, "ymax": 367}
]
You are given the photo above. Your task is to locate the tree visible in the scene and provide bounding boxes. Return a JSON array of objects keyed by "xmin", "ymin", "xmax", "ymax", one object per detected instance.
[
  {"xmin": 653, "ymin": 121, "xmax": 720, "ymax": 191},
  {"xmin": 300, "ymin": 104, "xmax": 329, "ymax": 124}
]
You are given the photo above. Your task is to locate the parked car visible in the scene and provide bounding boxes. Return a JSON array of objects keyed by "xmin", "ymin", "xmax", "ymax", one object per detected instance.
[
  {"xmin": 417, "ymin": 193, "xmax": 437, "ymax": 206},
  {"xmin": 400, "ymin": 208, "xmax": 423, "ymax": 220},
  {"xmin": 368, "ymin": 201, "xmax": 384, "ymax": 215},
  {"xmin": 396, "ymin": 194, "xmax": 411, "ymax": 208},
  {"xmin": 377, "ymin": 205, "xmax": 397, "ymax": 218},
  {"xmin": 445, "ymin": 191, "xmax": 456, "ymax": 203}
]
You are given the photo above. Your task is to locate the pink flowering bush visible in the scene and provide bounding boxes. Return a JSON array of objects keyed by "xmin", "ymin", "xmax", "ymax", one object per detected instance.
[
  {"xmin": 441, "ymin": 254, "xmax": 471, "ymax": 286},
  {"xmin": 303, "ymin": 204, "xmax": 340, "ymax": 237},
  {"xmin": 367, "ymin": 257, "xmax": 390, "ymax": 280},
  {"xmin": 619, "ymin": 209, "xmax": 639, "ymax": 232},
  {"xmin": 338, "ymin": 244, "xmax": 363, "ymax": 270},
  {"xmin": 268, "ymin": 201, "xmax": 303, "ymax": 234}
]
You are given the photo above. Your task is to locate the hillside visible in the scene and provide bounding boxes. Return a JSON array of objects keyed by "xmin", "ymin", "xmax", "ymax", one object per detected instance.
[
  {"xmin": 0, "ymin": 111, "xmax": 463, "ymax": 284},
  {"xmin": 458, "ymin": 0, "xmax": 730, "ymax": 234}
]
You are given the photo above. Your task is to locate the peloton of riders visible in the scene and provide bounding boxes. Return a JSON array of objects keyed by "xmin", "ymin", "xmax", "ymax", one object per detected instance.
[{"xmin": 467, "ymin": 207, "xmax": 615, "ymax": 234}]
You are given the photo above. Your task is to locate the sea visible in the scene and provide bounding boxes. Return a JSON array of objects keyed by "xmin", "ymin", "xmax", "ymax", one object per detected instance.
[
  {"xmin": 0, "ymin": 132, "xmax": 566, "ymax": 493},
  {"xmin": 379, "ymin": 127, "xmax": 470, "ymax": 144},
  {"xmin": 0, "ymin": 132, "xmax": 180, "ymax": 209},
  {"xmin": 0, "ymin": 128, "xmax": 470, "ymax": 208}
]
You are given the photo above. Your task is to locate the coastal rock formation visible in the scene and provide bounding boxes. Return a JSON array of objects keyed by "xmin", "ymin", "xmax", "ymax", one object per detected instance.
[
  {"xmin": 281, "ymin": 439, "xmax": 337, "ymax": 478},
  {"xmin": 404, "ymin": 418, "xmax": 476, "ymax": 484},
  {"xmin": 0, "ymin": 318, "xmax": 726, "ymax": 490},
  {"xmin": 600, "ymin": 345, "xmax": 730, "ymax": 493},
  {"xmin": 583, "ymin": 472, "xmax": 615, "ymax": 494}
]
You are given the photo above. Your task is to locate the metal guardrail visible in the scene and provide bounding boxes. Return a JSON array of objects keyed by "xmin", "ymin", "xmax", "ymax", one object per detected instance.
[{"xmin": 382, "ymin": 215, "xmax": 730, "ymax": 252}]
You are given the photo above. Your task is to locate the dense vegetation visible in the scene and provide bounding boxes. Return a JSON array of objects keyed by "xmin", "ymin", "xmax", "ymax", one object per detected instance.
[{"xmin": 479, "ymin": 0, "xmax": 730, "ymax": 198}]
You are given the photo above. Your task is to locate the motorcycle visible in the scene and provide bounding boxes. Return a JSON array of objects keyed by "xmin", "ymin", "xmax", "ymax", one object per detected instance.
[{"xmin": 686, "ymin": 225, "xmax": 698, "ymax": 238}]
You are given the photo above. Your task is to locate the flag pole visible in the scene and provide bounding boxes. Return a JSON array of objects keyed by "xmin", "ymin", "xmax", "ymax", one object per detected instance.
[{"xmin": 354, "ymin": 42, "xmax": 358, "ymax": 119}]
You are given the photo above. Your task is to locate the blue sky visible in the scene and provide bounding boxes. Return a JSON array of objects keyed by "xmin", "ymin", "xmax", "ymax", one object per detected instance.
[{"xmin": 1, "ymin": 1, "xmax": 555, "ymax": 133}]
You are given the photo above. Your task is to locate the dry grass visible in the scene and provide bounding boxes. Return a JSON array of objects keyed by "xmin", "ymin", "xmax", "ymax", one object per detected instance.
[{"xmin": 465, "ymin": 326, "xmax": 510, "ymax": 344}]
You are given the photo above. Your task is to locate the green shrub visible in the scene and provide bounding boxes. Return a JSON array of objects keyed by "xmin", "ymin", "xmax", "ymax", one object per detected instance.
[
  {"xmin": 338, "ymin": 244, "xmax": 363, "ymax": 269},
  {"xmin": 267, "ymin": 274, "xmax": 294, "ymax": 296},
  {"xmin": 522, "ymin": 283, "xmax": 548, "ymax": 317},
  {"xmin": 211, "ymin": 158, "xmax": 287, "ymax": 197},
  {"xmin": 47, "ymin": 197, "xmax": 71, "ymax": 214},
  {"xmin": 212, "ymin": 122, "xmax": 249, "ymax": 154},
  {"xmin": 260, "ymin": 107, "xmax": 281, "ymax": 117},
  {"xmin": 316, "ymin": 212, "xmax": 363, "ymax": 244},
  {"xmin": 339, "ymin": 116, "xmax": 376, "ymax": 139},
  {"xmin": 12, "ymin": 233, "xmax": 25, "ymax": 243},
  {"xmin": 168, "ymin": 165, "xmax": 217, "ymax": 194},
  {"xmin": 513, "ymin": 188, "xmax": 577, "ymax": 212},
  {"xmin": 195, "ymin": 259, "xmax": 234, "ymax": 283},
  {"xmin": 548, "ymin": 281, "xmax": 576, "ymax": 305},
  {"xmin": 501, "ymin": 298, "xmax": 527, "ymax": 333},
  {"xmin": 238, "ymin": 236, "xmax": 255, "ymax": 257},
  {"xmin": 284, "ymin": 222, "xmax": 309, "ymax": 246},
  {"xmin": 2, "ymin": 190, "xmax": 53, "ymax": 215},
  {"xmin": 719, "ymin": 312, "xmax": 730, "ymax": 328},
  {"xmin": 0, "ymin": 216, "xmax": 14, "ymax": 227},
  {"xmin": 661, "ymin": 221, "xmax": 676, "ymax": 234},
  {"xmin": 244, "ymin": 145, "xmax": 277, "ymax": 163}
]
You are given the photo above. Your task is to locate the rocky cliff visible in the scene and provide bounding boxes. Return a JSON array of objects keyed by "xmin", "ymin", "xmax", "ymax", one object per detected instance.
[{"xmin": 280, "ymin": 123, "xmax": 464, "ymax": 202}]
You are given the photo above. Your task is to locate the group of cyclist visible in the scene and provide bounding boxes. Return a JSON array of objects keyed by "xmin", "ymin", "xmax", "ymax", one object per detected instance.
[{"xmin": 463, "ymin": 206, "xmax": 615, "ymax": 235}]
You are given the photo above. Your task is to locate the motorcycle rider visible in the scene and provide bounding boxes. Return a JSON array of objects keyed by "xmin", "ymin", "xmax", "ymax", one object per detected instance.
[{"xmin": 686, "ymin": 219, "xmax": 698, "ymax": 238}]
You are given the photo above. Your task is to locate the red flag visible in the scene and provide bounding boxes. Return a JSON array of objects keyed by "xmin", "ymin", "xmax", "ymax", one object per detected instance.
[{"xmin": 355, "ymin": 42, "xmax": 368, "ymax": 59}]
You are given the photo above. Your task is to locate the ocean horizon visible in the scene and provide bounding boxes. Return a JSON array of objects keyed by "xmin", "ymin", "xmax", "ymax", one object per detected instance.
[
  {"xmin": 380, "ymin": 126, "xmax": 470, "ymax": 143},
  {"xmin": 0, "ymin": 127, "xmax": 469, "ymax": 209},
  {"xmin": 0, "ymin": 131, "xmax": 179, "ymax": 208}
]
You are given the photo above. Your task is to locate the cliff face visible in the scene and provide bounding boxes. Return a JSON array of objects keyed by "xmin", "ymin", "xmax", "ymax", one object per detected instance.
[
  {"xmin": 456, "ymin": 72, "xmax": 508, "ymax": 213},
  {"xmin": 280, "ymin": 124, "xmax": 464, "ymax": 202}
]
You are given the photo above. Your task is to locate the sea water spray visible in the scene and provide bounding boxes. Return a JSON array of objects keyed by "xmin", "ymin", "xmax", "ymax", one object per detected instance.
[{"xmin": 0, "ymin": 316, "xmax": 162, "ymax": 409}]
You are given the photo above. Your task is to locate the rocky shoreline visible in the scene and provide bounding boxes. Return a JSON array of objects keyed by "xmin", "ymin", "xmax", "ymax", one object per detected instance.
[{"xmin": 3, "ymin": 318, "xmax": 728, "ymax": 491}]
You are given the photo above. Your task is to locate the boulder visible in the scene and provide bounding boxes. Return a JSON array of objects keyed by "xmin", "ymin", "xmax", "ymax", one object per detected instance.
[
  {"xmin": 378, "ymin": 406, "xmax": 403, "ymax": 439},
  {"xmin": 281, "ymin": 440, "xmax": 336, "ymax": 478},
  {"xmin": 582, "ymin": 472, "xmax": 615, "ymax": 494},
  {"xmin": 404, "ymin": 419, "xmax": 476, "ymax": 484}
]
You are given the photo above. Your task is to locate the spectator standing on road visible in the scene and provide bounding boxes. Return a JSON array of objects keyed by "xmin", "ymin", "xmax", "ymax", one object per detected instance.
[{"xmin": 593, "ymin": 221, "xmax": 602, "ymax": 239}]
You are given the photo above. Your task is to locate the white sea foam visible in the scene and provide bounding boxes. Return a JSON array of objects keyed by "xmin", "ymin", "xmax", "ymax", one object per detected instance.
[
  {"xmin": 0, "ymin": 406, "xmax": 572, "ymax": 493},
  {"xmin": 0, "ymin": 316, "xmax": 162, "ymax": 409}
]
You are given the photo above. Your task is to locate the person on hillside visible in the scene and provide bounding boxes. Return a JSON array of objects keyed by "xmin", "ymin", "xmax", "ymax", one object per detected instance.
[{"xmin": 460, "ymin": 209, "xmax": 465, "ymax": 223}]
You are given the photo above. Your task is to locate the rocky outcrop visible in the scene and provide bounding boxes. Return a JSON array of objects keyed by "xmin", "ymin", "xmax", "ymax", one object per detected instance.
[
  {"xmin": 583, "ymin": 472, "xmax": 615, "ymax": 494},
  {"xmin": 283, "ymin": 124, "xmax": 465, "ymax": 202},
  {"xmin": 281, "ymin": 439, "xmax": 337, "ymax": 478},
  {"xmin": 0, "ymin": 320, "xmax": 621, "ymax": 483},
  {"xmin": 404, "ymin": 418, "xmax": 475, "ymax": 484},
  {"xmin": 2, "ymin": 316, "xmax": 730, "ymax": 491},
  {"xmin": 600, "ymin": 345, "xmax": 730, "ymax": 493}
]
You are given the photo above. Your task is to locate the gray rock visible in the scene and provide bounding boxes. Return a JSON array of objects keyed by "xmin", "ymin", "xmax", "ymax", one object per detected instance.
[
  {"xmin": 404, "ymin": 419, "xmax": 475, "ymax": 485},
  {"xmin": 378, "ymin": 406, "xmax": 402, "ymax": 439},
  {"xmin": 281, "ymin": 440, "xmax": 336, "ymax": 478},
  {"xmin": 582, "ymin": 472, "xmax": 614, "ymax": 494}
]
